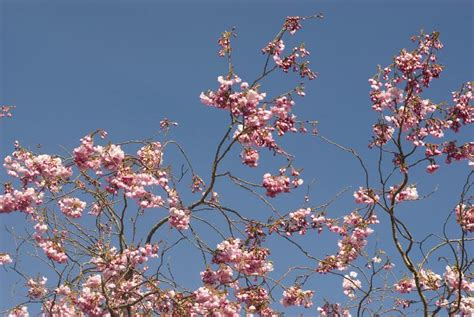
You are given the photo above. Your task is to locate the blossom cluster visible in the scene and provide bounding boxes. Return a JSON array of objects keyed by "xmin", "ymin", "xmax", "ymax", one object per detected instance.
[
  {"xmin": 262, "ymin": 16, "xmax": 318, "ymax": 79},
  {"xmin": 280, "ymin": 285, "xmax": 314, "ymax": 308},
  {"xmin": 262, "ymin": 168, "xmax": 303, "ymax": 197},
  {"xmin": 368, "ymin": 32, "xmax": 473, "ymax": 174},
  {"xmin": 317, "ymin": 212, "xmax": 379, "ymax": 273},
  {"xmin": 212, "ymin": 238, "xmax": 273, "ymax": 276},
  {"xmin": 455, "ymin": 203, "xmax": 474, "ymax": 232},
  {"xmin": 0, "ymin": 105, "xmax": 14, "ymax": 118},
  {"xmin": 342, "ymin": 271, "xmax": 361, "ymax": 299}
]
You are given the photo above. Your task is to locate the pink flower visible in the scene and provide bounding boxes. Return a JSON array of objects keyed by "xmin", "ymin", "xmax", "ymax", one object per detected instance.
[
  {"xmin": 426, "ymin": 163, "xmax": 439, "ymax": 174},
  {"xmin": 138, "ymin": 142, "xmax": 163, "ymax": 169},
  {"xmin": 217, "ymin": 28, "xmax": 235, "ymax": 57},
  {"xmin": 342, "ymin": 271, "xmax": 361, "ymax": 299},
  {"xmin": 262, "ymin": 173, "xmax": 290, "ymax": 197},
  {"xmin": 353, "ymin": 187, "xmax": 379, "ymax": 204},
  {"xmin": 317, "ymin": 302, "xmax": 351, "ymax": 317},
  {"xmin": 283, "ymin": 16, "xmax": 302, "ymax": 35},
  {"xmin": 280, "ymin": 285, "xmax": 314, "ymax": 308},
  {"xmin": 59, "ymin": 197, "xmax": 86, "ymax": 218},
  {"xmin": 0, "ymin": 105, "xmax": 15, "ymax": 118},
  {"xmin": 27, "ymin": 277, "xmax": 47, "ymax": 299},
  {"xmin": 240, "ymin": 148, "xmax": 259, "ymax": 167},
  {"xmin": 419, "ymin": 269, "xmax": 441, "ymax": 290},
  {"xmin": 394, "ymin": 278, "xmax": 416, "ymax": 294},
  {"xmin": 388, "ymin": 185, "xmax": 419, "ymax": 202},
  {"xmin": 0, "ymin": 253, "xmax": 13, "ymax": 265},
  {"xmin": 236, "ymin": 286, "xmax": 270, "ymax": 313},
  {"xmin": 0, "ymin": 187, "xmax": 44, "ymax": 214},
  {"xmin": 96, "ymin": 144, "xmax": 124, "ymax": 171},
  {"xmin": 8, "ymin": 306, "xmax": 29, "ymax": 317},
  {"xmin": 455, "ymin": 203, "xmax": 474, "ymax": 232},
  {"xmin": 38, "ymin": 239, "xmax": 68, "ymax": 264},
  {"xmin": 213, "ymin": 239, "xmax": 243, "ymax": 264},
  {"xmin": 169, "ymin": 207, "xmax": 190, "ymax": 230},
  {"xmin": 283, "ymin": 208, "xmax": 311, "ymax": 235},
  {"xmin": 444, "ymin": 265, "xmax": 474, "ymax": 292}
]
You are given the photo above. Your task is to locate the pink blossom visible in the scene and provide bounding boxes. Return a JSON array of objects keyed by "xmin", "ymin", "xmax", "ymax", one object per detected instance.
[
  {"xmin": 280, "ymin": 285, "xmax": 314, "ymax": 308},
  {"xmin": 27, "ymin": 277, "xmax": 47, "ymax": 299},
  {"xmin": 88, "ymin": 203, "xmax": 102, "ymax": 216},
  {"xmin": 1, "ymin": 105, "xmax": 15, "ymax": 118},
  {"xmin": 138, "ymin": 142, "xmax": 163, "ymax": 169},
  {"xmin": 455, "ymin": 203, "xmax": 474, "ymax": 232},
  {"xmin": 283, "ymin": 207, "xmax": 311, "ymax": 235},
  {"xmin": 169, "ymin": 207, "xmax": 190, "ymax": 230},
  {"xmin": 38, "ymin": 239, "xmax": 68, "ymax": 264},
  {"xmin": 444, "ymin": 265, "xmax": 474, "ymax": 292},
  {"xmin": 213, "ymin": 239, "xmax": 243, "ymax": 264},
  {"xmin": 217, "ymin": 28, "xmax": 234, "ymax": 57},
  {"xmin": 58, "ymin": 197, "xmax": 86, "ymax": 218},
  {"xmin": 283, "ymin": 16, "xmax": 302, "ymax": 35},
  {"xmin": 353, "ymin": 187, "xmax": 379, "ymax": 204},
  {"xmin": 8, "ymin": 306, "xmax": 29, "ymax": 317},
  {"xmin": 419, "ymin": 269, "xmax": 441, "ymax": 290},
  {"xmin": 426, "ymin": 163, "xmax": 439, "ymax": 173},
  {"xmin": 237, "ymin": 247, "xmax": 274, "ymax": 276},
  {"xmin": 0, "ymin": 253, "xmax": 12, "ymax": 265},
  {"xmin": 240, "ymin": 148, "xmax": 259, "ymax": 167},
  {"xmin": 96, "ymin": 144, "xmax": 124, "ymax": 171},
  {"xmin": 262, "ymin": 173, "xmax": 290, "ymax": 197},
  {"xmin": 388, "ymin": 185, "xmax": 419, "ymax": 202},
  {"xmin": 0, "ymin": 187, "xmax": 44, "ymax": 214},
  {"xmin": 235, "ymin": 286, "xmax": 270, "ymax": 313},
  {"xmin": 394, "ymin": 278, "xmax": 416, "ymax": 294},
  {"xmin": 342, "ymin": 271, "xmax": 361, "ymax": 299},
  {"xmin": 317, "ymin": 302, "xmax": 351, "ymax": 317},
  {"xmin": 3, "ymin": 150, "xmax": 71, "ymax": 192}
]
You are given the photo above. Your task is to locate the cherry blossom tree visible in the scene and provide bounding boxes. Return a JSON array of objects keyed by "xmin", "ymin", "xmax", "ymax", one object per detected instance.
[{"xmin": 0, "ymin": 14, "xmax": 473, "ymax": 317}]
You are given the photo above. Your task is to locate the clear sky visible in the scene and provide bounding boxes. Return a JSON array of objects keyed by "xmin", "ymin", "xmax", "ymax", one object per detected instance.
[{"xmin": 0, "ymin": 0, "xmax": 472, "ymax": 314}]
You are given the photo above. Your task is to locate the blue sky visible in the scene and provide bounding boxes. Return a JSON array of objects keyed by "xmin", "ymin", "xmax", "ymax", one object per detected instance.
[{"xmin": 0, "ymin": 0, "xmax": 472, "ymax": 314}]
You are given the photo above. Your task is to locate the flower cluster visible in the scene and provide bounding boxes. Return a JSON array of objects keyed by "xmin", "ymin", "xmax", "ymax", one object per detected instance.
[
  {"xmin": 394, "ymin": 278, "xmax": 416, "ymax": 294},
  {"xmin": 191, "ymin": 286, "xmax": 240, "ymax": 316},
  {"xmin": 0, "ymin": 186, "xmax": 44, "ymax": 214},
  {"xmin": 368, "ymin": 32, "xmax": 473, "ymax": 174},
  {"xmin": 33, "ymin": 221, "xmax": 68, "ymax": 264},
  {"xmin": 317, "ymin": 213, "xmax": 378, "ymax": 273},
  {"xmin": 418, "ymin": 269, "xmax": 442, "ymax": 291},
  {"xmin": 263, "ymin": 168, "xmax": 303, "ymax": 197},
  {"xmin": 0, "ymin": 253, "xmax": 12, "ymax": 265},
  {"xmin": 27, "ymin": 276, "xmax": 47, "ymax": 299},
  {"xmin": 280, "ymin": 207, "xmax": 311, "ymax": 235},
  {"xmin": 73, "ymin": 135, "xmax": 125, "ymax": 173},
  {"xmin": 236, "ymin": 286, "xmax": 274, "ymax": 315},
  {"xmin": 212, "ymin": 238, "xmax": 273, "ymax": 276},
  {"xmin": 443, "ymin": 265, "xmax": 474, "ymax": 292},
  {"xmin": 280, "ymin": 285, "xmax": 314, "ymax": 308},
  {"xmin": 317, "ymin": 302, "xmax": 351, "ymax": 317},
  {"xmin": 387, "ymin": 185, "xmax": 419, "ymax": 203},
  {"xmin": 217, "ymin": 28, "xmax": 235, "ymax": 57},
  {"xmin": 455, "ymin": 203, "xmax": 474, "ymax": 232},
  {"xmin": 168, "ymin": 207, "xmax": 190, "ymax": 230},
  {"xmin": 1, "ymin": 105, "xmax": 15, "ymax": 118},
  {"xmin": 137, "ymin": 142, "xmax": 163, "ymax": 170},
  {"xmin": 58, "ymin": 197, "xmax": 86, "ymax": 218},
  {"xmin": 4, "ymin": 147, "xmax": 72, "ymax": 192},
  {"xmin": 8, "ymin": 306, "xmax": 29, "ymax": 317},
  {"xmin": 353, "ymin": 187, "xmax": 379, "ymax": 205},
  {"xmin": 342, "ymin": 271, "xmax": 361, "ymax": 299},
  {"xmin": 200, "ymin": 265, "xmax": 234, "ymax": 286},
  {"xmin": 283, "ymin": 16, "xmax": 303, "ymax": 35},
  {"xmin": 261, "ymin": 17, "xmax": 317, "ymax": 80}
]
